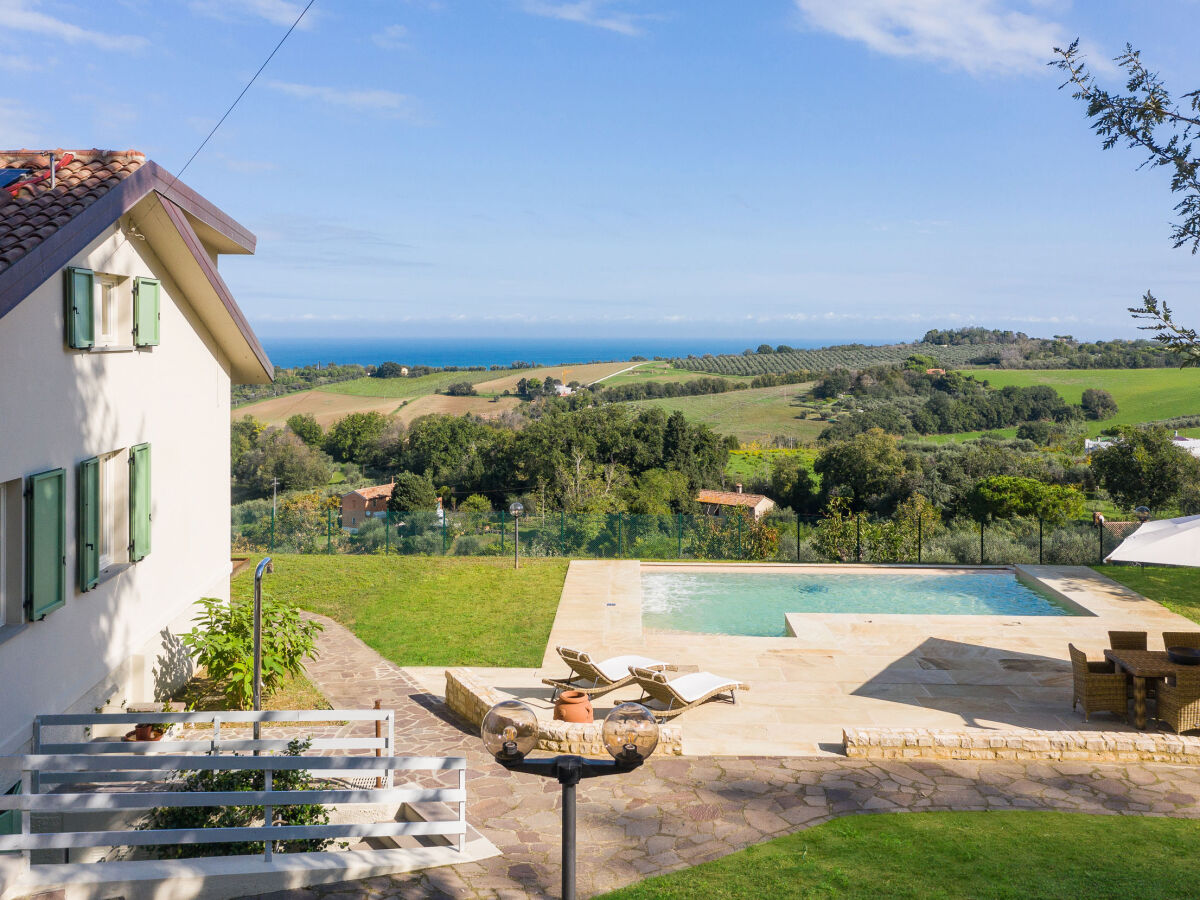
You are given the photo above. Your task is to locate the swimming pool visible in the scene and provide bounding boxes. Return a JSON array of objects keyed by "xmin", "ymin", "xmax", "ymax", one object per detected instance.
[{"xmin": 641, "ymin": 569, "xmax": 1081, "ymax": 637}]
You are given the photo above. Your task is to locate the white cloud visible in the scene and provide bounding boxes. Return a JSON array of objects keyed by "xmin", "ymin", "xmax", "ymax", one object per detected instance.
[
  {"xmin": 0, "ymin": 0, "xmax": 147, "ymax": 50},
  {"xmin": 0, "ymin": 98, "xmax": 42, "ymax": 146},
  {"xmin": 520, "ymin": 1, "xmax": 654, "ymax": 37},
  {"xmin": 794, "ymin": 0, "xmax": 1069, "ymax": 75},
  {"xmin": 372, "ymin": 24, "xmax": 410, "ymax": 50},
  {"xmin": 266, "ymin": 80, "xmax": 418, "ymax": 120},
  {"xmin": 188, "ymin": 0, "xmax": 314, "ymax": 28}
]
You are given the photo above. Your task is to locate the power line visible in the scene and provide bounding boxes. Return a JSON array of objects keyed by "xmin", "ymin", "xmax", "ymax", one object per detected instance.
[{"xmin": 171, "ymin": 0, "xmax": 317, "ymax": 184}]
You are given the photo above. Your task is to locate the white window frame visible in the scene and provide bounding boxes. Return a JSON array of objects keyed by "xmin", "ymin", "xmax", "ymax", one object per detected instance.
[
  {"xmin": 95, "ymin": 276, "xmax": 118, "ymax": 345},
  {"xmin": 98, "ymin": 450, "xmax": 130, "ymax": 573}
]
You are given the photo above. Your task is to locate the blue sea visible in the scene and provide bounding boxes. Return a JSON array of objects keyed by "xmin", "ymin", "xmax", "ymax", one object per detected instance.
[{"xmin": 259, "ymin": 336, "xmax": 852, "ymax": 370}]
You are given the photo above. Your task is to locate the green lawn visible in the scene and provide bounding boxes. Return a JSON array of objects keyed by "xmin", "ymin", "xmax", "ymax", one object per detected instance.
[
  {"xmin": 725, "ymin": 447, "xmax": 818, "ymax": 481},
  {"xmin": 231, "ymin": 555, "xmax": 569, "ymax": 667},
  {"xmin": 630, "ymin": 382, "xmax": 823, "ymax": 444},
  {"xmin": 598, "ymin": 811, "xmax": 1200, "ymax": 900},
  {"xmin": 601, "ymin": 361, "xmax": 755, "ymax": 388},
  {"xmin": 1092, "ymin": 564, "xmax": 1200, "ymax": 625}
]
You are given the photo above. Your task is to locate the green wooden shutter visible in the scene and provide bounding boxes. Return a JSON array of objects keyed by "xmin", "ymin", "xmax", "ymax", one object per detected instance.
[
  {"xmin": 77, "ymin": 457, "xmax": 100, "ymax": 592},
  {"xmin": 64, "ymin": 267, "xmax": 94, "ymax": 349},
  {"xmin": 26, "ymin": 469, "xmax": 66, "ymax": 619},
  {"xmin": 129, "ymin": 444, "xmax": 151, "ymax": 562},
  {"xmin": 133, "ymin": 278, "xmax": 160, "ymax": 347},
  {"xmin": 0, "ymin": 783, "xmax": 18, "ymax": 852}
]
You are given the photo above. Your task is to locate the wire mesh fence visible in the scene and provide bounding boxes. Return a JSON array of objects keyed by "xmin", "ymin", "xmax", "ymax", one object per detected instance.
[{"xmin": 233, "ymin": 506, "xmax": 1146, "ymax": 567}]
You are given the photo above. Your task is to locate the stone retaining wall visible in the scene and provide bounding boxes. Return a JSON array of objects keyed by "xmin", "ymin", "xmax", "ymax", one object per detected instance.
[
  {"xmin": 445, "ymin": 668, "xmax": 682, "ymax": 756},
  {"xmin": 844, "ymin": 727, "xmax": 1200, "ymax": 764}
]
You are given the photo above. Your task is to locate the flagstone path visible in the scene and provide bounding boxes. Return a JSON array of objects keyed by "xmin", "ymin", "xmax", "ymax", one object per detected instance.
[{"xmin": 243, "ymin": 615, "xmax": 1200, "ymax": 899}]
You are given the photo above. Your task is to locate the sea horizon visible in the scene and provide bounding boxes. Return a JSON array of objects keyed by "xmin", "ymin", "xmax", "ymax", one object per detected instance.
[{"xmin": 258, "ymin": 335, "xmax": 882, "ymax": 370}]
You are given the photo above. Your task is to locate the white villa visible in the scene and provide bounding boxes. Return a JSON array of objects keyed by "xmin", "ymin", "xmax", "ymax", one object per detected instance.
[{"xmin": 0, "ymin": 149, "xmax": 271, "ymax": 766}]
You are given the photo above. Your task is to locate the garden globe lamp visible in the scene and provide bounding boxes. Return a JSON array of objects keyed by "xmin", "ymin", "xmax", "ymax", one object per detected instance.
[
  {"xmin": 1135, "ymin": 506, "xmax": 1151, "ymax": 523},
  {"xmin": 481, "ymin": 699, "xmax": 660, "ymax": 900},
  {"xmin": 509, "ymin": 500, "xmax": 524, "ymax": 569}
]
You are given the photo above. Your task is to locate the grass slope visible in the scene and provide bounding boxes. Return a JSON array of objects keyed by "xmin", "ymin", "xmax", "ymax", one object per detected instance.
[
  {"xmin": 1092, "ymin": 564, "xmax": 1200, "ymax": 625},
  {"xmin": 599, "ymin": 811, "xmax": 1200, "ymax": 900},
  {"xmin": 231, "ymin": 555, "xmax": 568, "ymax": 667},
  {"xmin": 315, "ymin": 369, "xmax": 522, "ymax": 399},
  {"xmin": 601, "ymin": 362, "xmax": 754, "ymax": 388},
  {"xmin": 630, "ymin": 382, "xmax": 822, "ymax": 444}
]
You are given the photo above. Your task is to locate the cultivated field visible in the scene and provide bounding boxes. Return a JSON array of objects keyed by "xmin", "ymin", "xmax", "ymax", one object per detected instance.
[
  {"xmin": 473, "ymin": 360, "xmax": 640, "ymax": 393},
  {"xmin": 393, "ymin": 394, "xmax": 521, "ymax": 424},
  {"xmin": 235, "ymin": 391, "xmax": 406, "ymax": 428},
  {"xmin": 629, "ymin": 382, "xmax": 823, "ymax": 444},
  {"xmin": 314, "ymin": 369, "xmax": 517, "ymax": 399},
  {"xmin": 600, "ymin": 361, "xmax": 753, "ymax": 388}
]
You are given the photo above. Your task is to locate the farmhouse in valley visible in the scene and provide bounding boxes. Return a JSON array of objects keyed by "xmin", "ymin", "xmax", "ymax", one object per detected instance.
[
  {"xmin": 696, "ymin": 485, "xmax": 776, "ymax": 520},
  {"xmin": 0, "ymin": 148, "xmax": 271, "ymax": 763},
  {"xmin": 341, "ymin": 482, "xmax": 444, "ymax": 531}
]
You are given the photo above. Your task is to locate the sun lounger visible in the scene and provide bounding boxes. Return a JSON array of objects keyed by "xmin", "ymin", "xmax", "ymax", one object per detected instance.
[
  {"xmin": 541, "ymin": 646, "xmax": 673, "ymax": 699},
  {"xmin": 628, "ymin": 666, "xmax": 749, "ymax": 720}
]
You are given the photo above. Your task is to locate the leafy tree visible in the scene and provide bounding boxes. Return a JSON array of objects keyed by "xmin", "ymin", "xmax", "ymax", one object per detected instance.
[
  {"xmin": 966, "ymin": 475, "xmax": 1085, "ymax": 525},
  {"xmin": 1080, "ymin": 388, "xmax": 1118, "ymax": 420},
  {"xmin": 323, "ymin": 411, "xmax": 389, "ymax": 464},
  {"xmin": 458, "ymin": 493, "xmax": 493, "ymax": 532},
  {"xmin": 374, "ymin": 361, "xmax": 407, "ymax": 378},
  {"xmin": 287, "ymin": 413, "xmax": 324, "ymax": 447},
  {"xmin": 623, "ymin": 468, "xmax": 690, "ymax": 515},
  {"xmin": 1053, "ymin": 42, "xmax": 1200, "ymax": 364},
  {"xmin": 769, "ymin": 453, "xmax": 816, "ymax": 513},
  {"xmin": 388, "ymin": 472, "xmax": 438, "ymax": 513},
  {"xmin": 231, "ymin": 414, "xmax": 265, "ymax": 473},
  {"xmin": 235, "ymin": 429, "xmax": 331, "ymax": 497},
  {"xmin": 814, "ymin": 428, "xmax": 914, "ymax": 513},
  {"xmin": 756, "ymin": 344, "xmax": 774, "ymax": 354},
  {"xmin": 1090, "ymin": 426, "xmax": 1200, "ymax": 511},
  {"xmin": 444, "ymin": 381, "xmax": 477, "ymax": 396}
]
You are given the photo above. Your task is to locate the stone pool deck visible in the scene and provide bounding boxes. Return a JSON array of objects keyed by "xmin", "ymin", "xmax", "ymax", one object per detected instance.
[
  {"xmin": 423, "ymin": 561, "xmax": 1199, "ymax": 757},
  {"xmin": 244, "ymin": 612, "xmax": 1200, "ymax": 900}
]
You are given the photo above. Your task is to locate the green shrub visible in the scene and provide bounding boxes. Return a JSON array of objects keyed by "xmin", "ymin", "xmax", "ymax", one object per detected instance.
[
  {"xmin": 181, "ymin": 597, "xmax": 323, "ymax": 710},
  {"xmin": 140, "ymin": 739, "xmax": 330, "ymax": 858}
]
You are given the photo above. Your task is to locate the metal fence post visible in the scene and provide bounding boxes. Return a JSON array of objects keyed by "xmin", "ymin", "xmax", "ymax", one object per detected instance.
[
  {"xmin": 561, "ymin": 510, "xmax": 566, "ymax": 555},
  {"xmin": 442, "ymin": 513, "xmax": 448, "ymax": 555},
  {"xmin": 385, "ymin": 511, "xmax": 390, "ymax": 555},
  {"xmin": 618, "ymin": 512, "xmax": 623, "ymax": 558},
  {"xmin": 856, "ymin": 514, "xmax": 862, "ymax": 563},
  {"xmin": 796, "ymin": 516, "xmax": 800, "ymax": 562},
  {"xmin": 327, "ymin": 507, "xmax": 332, "ymax": 554},
  {"xmin": 1038, "ymin": 518, "xmax": 1044, "ymax": 565},
  {"xmin": 269, "ymin": 504, "xmax": 275, "ymax": 553},
  {"xmin": 737, "ymin": 514, "xmax": 743, "ymax": 559},
  {"xmin": 679, "ymin": 511, "xmax": 684, "ymax": 559},
  {"xmin": 917, "ymin": 515, "xmax": 922, "ymax": 564},
  {"xmin": 500, "ymin": 510, "xmax": 506, "ymax": 554},
  {"xmin": 1098, "ymin": 521, "xmax": 1104, "ymax": 564},
  {"xmin": 263, "ymin": 768, "xmax": 274, "ymax": 861},
  {"xmin": 979, "ymin": 520, "xmax": 985, "ymax": 565}
]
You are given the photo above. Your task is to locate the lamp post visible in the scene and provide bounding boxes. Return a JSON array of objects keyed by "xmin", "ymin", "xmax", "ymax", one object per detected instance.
[
  {"xmin": 509, "ymin": 500, "xmax": 524, "ymax": 569},
  {"xmin": 481, "ymin": 700, "xmax": 660, "ymax": 900},
  {"xmin": 252, "ymin": 556, "xmax": 271, "ymax": 748}
]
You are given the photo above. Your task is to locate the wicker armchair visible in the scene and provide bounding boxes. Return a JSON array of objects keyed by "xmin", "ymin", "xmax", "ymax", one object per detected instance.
[
  {"xmin": 1069, "ymin": 644, "xmax": 1127, "ymax": 723},
  {"xmin": 1157, "ymin": 669, "xmax": 1200, "ymax": 734},
  {"xmin": 1162, "ymin": 632, "xmax": 1200, "ymax": 651},
  {"xmin": 1108, "ymin": 631, "xmax": 1147, "ymax": 651}
]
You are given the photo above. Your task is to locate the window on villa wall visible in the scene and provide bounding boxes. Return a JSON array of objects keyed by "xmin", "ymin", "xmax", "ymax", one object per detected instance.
[
  {"xmin": 77, "ymin": 444, "xmax": 150, "ymax": 592},
  {"xmin": 64, "ymin": 267, "xmax": 159, "ymax": 351}
]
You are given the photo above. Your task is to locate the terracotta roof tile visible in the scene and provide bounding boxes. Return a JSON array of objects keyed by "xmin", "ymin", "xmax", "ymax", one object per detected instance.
[
  {"xmin": 696, "ymin": 489, "xmax": 773, "ymax": 508},
  {"xmin": 0, "ymin": 148, "xmax": 145, "ymax": 276},
  {"xmin": 347, "ymin": 483, "xmax": 396, "ymax": 501}
]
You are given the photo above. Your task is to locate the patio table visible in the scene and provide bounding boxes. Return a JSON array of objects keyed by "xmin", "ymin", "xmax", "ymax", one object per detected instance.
[{"xmin": 1104, "ymin": 649, "xmax": 1189, "ymax": 729}]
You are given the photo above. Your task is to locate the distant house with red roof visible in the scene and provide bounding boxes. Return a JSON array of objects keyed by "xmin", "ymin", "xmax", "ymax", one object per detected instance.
[
  {"xmin": 696, "ymin": 485, "xmax": 776, "ymax": 520},
  {"xmin": 341, "ymin": 481, "xmax": 443, "ymax": 531}
]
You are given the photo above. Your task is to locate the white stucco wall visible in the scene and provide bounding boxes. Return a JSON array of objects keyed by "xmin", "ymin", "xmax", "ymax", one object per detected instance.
[{"xmin": 0, "ymin": 218, "xmax": 234, "ymax": 756}]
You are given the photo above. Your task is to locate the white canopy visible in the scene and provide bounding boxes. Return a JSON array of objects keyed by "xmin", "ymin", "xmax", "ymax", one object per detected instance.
[{"xmin": 1105, "ymin": 514, "xmax": 1200, "ymax": 566}]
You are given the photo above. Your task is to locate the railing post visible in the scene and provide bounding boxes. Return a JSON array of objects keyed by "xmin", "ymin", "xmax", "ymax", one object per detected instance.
[
  {"xmin": 18, "ymin": 767, "xmax": 31, "ymax": 872},
  {"xmin": 387, "ymin": 711, "xmax": 395, "ymax": 789},
  {"xmin": 263, "ymin": 768, "xmax": 274, "ymax": 861},
  {"xmin": 374, "ymin": 699, "xmax": 383, "ymax": 789},
  {"xmin": 30, "ymin": 718, "xmax": 41, "ymax": 796},
  {"xmin": 212, "ymin": 716, "xmax": 222, "ymax": 756},
  {"xmin": 458, "ymin": 767, "xmax": 466, "ymax": 852}
]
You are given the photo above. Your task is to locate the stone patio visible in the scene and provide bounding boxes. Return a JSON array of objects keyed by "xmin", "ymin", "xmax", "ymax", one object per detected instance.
[{"xmin": 240, "ymin": 612, "xmax": 1200, "ymax": 899}]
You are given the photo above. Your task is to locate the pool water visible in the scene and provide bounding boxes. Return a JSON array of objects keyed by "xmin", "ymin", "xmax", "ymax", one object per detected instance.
[{"xmin": 641, "ymin": 570, "xmax": 1079, "ymax": 637}]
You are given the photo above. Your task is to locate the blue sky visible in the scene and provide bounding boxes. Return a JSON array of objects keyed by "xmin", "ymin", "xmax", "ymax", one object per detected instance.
[{"xmin": 3, "ymin": 0, "xmax": 1199, "ymax": 344}]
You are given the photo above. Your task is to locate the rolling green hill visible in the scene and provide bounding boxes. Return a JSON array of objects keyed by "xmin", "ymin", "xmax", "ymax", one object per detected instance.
[{"xmin": 629, "ymin": 382, "xmax": 823, "ymax": 444}]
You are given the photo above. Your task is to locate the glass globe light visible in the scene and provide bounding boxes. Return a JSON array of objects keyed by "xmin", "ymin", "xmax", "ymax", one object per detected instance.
[
  {"xmin": 1135, "ymin": 506, "xmax": 1151, "ymax": 522},
  {"xmin": 509, "ymin": 501, "xmax": 524, "ymax": 518},
  {"xmin": 602, "ymin": 703, "xmax": 659, "ymax": 765},
  {"xmin": 481, "ymin": 700, "xmax": 539, "ymax": 762}
]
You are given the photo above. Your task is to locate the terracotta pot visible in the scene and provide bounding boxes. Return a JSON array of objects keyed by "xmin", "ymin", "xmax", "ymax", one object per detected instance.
[
  {"xmin": 554, "ymin": 690, "xmax": 594, "ymax": 723},
  {"xmin": 134, "ymin": 724, "xmax": 163, "ymax": 742}
]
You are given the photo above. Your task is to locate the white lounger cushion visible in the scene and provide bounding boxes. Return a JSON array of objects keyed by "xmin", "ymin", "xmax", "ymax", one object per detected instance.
[
  {"xmin": 594, "ymin": 654, "xmax": 667, "ymax": 683},
  {"xmin": 662, "ymin": 672, "xmax": 740, "ymax": 703}
]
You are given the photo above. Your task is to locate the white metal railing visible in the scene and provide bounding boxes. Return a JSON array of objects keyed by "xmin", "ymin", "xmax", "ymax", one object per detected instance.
[
  {"xmin": 0, "ymin": 753, "xmax": 467, "ymax": 867},
  {"xmin": 0, "ymin": 709, "xmax": 467, "ymax": 883}
]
